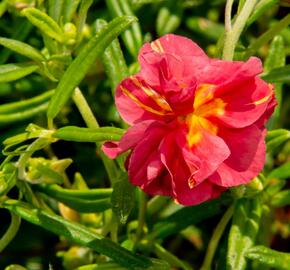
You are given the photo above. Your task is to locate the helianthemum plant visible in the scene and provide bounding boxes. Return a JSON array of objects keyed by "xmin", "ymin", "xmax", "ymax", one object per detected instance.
[{"xmin": 0, "ymin": 0, "xmax": 289, "ymax": 270}]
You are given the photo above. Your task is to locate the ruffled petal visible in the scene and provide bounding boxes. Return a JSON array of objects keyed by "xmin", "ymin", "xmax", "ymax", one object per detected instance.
[
  {"xmin": 213, "ymin": 77, "xmax": 274, "ymax": 128},
  {"xmin": 128, "ymin": 122, "xmax": 169, "ymax": 187},
  {"xmin": 209, "ymin": 126, "xmax": 266, "ymax": 187},
  {"xmin": 102, "ymin": 120, "xmax": 154, "ymax": 158},
  {"xmin": 177, "ymin": 128, "xmax": 230, "ymax": 186}
]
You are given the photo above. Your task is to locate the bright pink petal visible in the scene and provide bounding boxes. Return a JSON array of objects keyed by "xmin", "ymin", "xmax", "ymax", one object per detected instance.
[
  {"xmin": 102, "ymin": 120, "xmax": 154, "ymax": 158},
  {"xmin": 209, "ymin": 126, "xmax": 266, "ymax": 187},
  {"xmin": 198, "ymin": 57, "xmax": 262, "ymax": 87},
  {"xmin": 115, "ymin": 76, "xmax": 174, "ymax": 125},
  {"xmin": 128, "ymin": 122, "xmax": 169, "ymax": 187},
  {"xmin": 138, "ymin": 34, "xmax": 208, "ymax": 86},
  {"xmin": 213, "ymin": 77, "xmax": 274, "ymax": 128},
  {"xmin": 175, "ymin": 181, "xmax": 226, "ymax": 206},
  {"xmin": 177, "ymin": 128, "xmax": 231, "ymax": 185}
]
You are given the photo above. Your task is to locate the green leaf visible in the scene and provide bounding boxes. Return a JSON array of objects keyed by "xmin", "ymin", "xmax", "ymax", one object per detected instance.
[
  {"xmin": 0, "ymin": 102, "xmax": 48, "ymax": 125},
  {"xmin": 111, "ymin": 173, "xmax": 135, "ymax": 224},
  {"xmin": 245, "ymin": 246, "xmax": 290, "ymax": 270},
  {"xmin": 48, "ymin": 0, "xmax": 65, "ymax": 23},
  {"xmin": 245, "ymin": 13, "xmax": 290, "ymax": 58},
  {"xmin": 156, "ymin": 2, "xmax": 183, "ymax": 36},
  {"xmin": 21, "ymin": 8, "xmax": 64, "ymax": 43},
  {"xmin": 63, "ymin": 0, "xmax": 81, "ymax": 23},
  {"xmin": 0, "ymin": 37, "xmax": 45, "ymax": 62},
  {"xmin": 76, "ymin": 258, "xmax": 170, "ymax": 270},
  {"xmin": 76, "ymin": 0, "xmax": 94, "ymax": 41},
  {"xmin": 1, "ymin": 200, "xmax": 151, "ymax": 269},
  {"xmin": 4, "ymin": 265, "xmax": 27, "ymax": 270},
  {"xmin": 266, "ymin": 129, "xmax": 290, "ymax": 153},
  {"xmin": 35, "ymin": 184, "xmax": 112, "ymax": 200},
  {"xmin": 271, "ymin": 190, "xmax": 290, "ymax": 207},
  {"xmin": 261, "ymin": 65, "xmax": 290, "ymax": 83},
  {"xmin": 246, "ymin": 0, "xmax": 279, "ymax": 27},
  {"xmin": 264, "ymin": 36, "xmax": 285, "ymax": 129},
  {"xmin": 0, "ymin": 21, "xmax": 33, "ymax": 65},
  {"xmin": 268, "ymin": 161, "xmax": 290, "ymax": 179},
  {"xmin": 227, "ymin": 198, "xmax": 262, "ymax": 270},
  {"xmin": 47, "ymin": 15, "xmax": 137, "ymax": 120},
  {"xmin": 53, "ymin": 126, "xmax": 125, "ymax": 142},
  {"xmin": 186, "ymin": 17, "xmax": 224, "ymax": 41},
  {"xmin": 264, "ymin": 35, "xmax": 285, "ymax": 73},
  {"xmin": 0, "ymin": 90, "xmax": 54, "ymax": 114},
  {"xmin": 0, "ymin": 64, "xmax": 39, "ymax": 83},
  {"xmin": 148, "ymin": 197, "xmax": 230, "ymax": 240},
  {"xmin": 266, "ymin": 129, "xmax": 289, "ymax": 142},
  {"xmin": 95, "ymin": 19, "xmax": 129, "ymax": 93},
  {"xmin": 0, "ymin": 163, "xmax": 17, "ymax": 196},
  {"xmin": 106, "ymin": 0, "xmax": 142, "ymax": 57}
]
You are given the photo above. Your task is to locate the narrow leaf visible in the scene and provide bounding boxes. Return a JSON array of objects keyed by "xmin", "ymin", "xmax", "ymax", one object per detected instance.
[
  {"xmin": 227, "ymin": 198, "xmax": 262, "ymax": 270},
  {"xmin": 0, "ymin": 90, "xmax": 54, "ymax": 114},
  {"xmin": 53, "ymin": 126, "xmax": 125, "ymax": 142},
  {"xmin": 106, "ymin": 0, "xmax": 142, "ymax": 57},
  {"xmin": 111, "ymin": 174, "xmax": 135, "ymax": 224},
  {"xmin": 95, "ymin": 19, "xmax": 128, "ymax": 93},
  {"xmin": 34, "ymin": 184, "xmax": 112, "ymax": 200},
  {"xmin": 148, "ymin": 197, "xmax": 230, "ymax": 240},
  {"xmin": 0, "ymin": 102, "xmax": 48, "ymax": 125},
  {"xmin": 246, "ymin": 246, "xmax": 290, "ymax": 270},
  {"xmin": 47, "ymin": 15, "xmax": 137, "ymax": 120},
  {"xmin": 246, "ymin": 0, "xmax": 279, "ymax": 27},
  {"xmin": 1, "ymin": 200, "xmax": 151, "ymax": 269},
  {"xmin": 0, "ymin": 37, "xmax": 45, "ymax": 62},
  {"xmin": 21, "ymin": 8, "xmax": 64, "ymax": 43},
  {"xmin": 271, "ymin": 190, "xmax": 290, "ymax": 207},
  {"xmin": 245, "ymin": 13, "xmax": 290, "ymax": 58},
  {"xmin": 267, "ymin": 162, "xmax": 290, "ymax": 179},
  {"xmin": 0, "ymin": 64, "xmax": 38, "ymax": 83},
  {"xmin": 261, "ymin": 65, "xmax": 290, "ymax": 83},
  {"xmin": 48, "ymin": 0, "xmax": 64, "ymax": 23}
]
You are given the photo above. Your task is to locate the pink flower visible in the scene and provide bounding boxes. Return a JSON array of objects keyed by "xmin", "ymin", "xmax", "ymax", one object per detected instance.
[{"xmin": 103, "ymin": 34, "xmax": 276, "ymax": 206}]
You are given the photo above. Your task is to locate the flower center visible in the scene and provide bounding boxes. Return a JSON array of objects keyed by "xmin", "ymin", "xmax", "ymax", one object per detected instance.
[{"xmin": 186, "ymin": 84, "xmax": 226, "ymax": 147}]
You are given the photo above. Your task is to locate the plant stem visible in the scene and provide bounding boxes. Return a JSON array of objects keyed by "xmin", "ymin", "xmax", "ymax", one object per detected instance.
[
  {"xmin": 134, "ymin": 190, "xmax": 147, "ymax": 248},
  {"xmin": 154, "ymin": 243, "xmax": 192, "ymax": 270},
  {"xmin": 225, "ymin": 0, "xmax": 234, "ymax": 33},
  {"xmin": 200, "ymin": 205, "xmax": 234, "ymax": 270},
  {"xmin": 222, "ymin": 0, "xmax": 258, "ymax": 60},
  {"xmin": 72, "ymin": 87, "xmax": 99, "ymax": 128},
  {"xmin": 0, "ymin": 213, "xmax": 21, "ymax": 252},
  {"xmin": 72, "ymin": 88, "xmax": 119, "ymax": 183}
]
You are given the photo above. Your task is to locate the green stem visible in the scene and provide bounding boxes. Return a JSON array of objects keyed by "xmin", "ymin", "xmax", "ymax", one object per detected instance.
[
  {"xmin": 222, "ymin": 0, "xmax": 258, "ymax": 60},
  {"xmin": 200, "ymin": 205, "xmax": 234, "ymax": 270},
  {"xmin": 110, "ymin": 213, "xmax": 119, "ymax": 243},
  {"xmin": 0, "ymin": 213, "xmax": 21, "ymax": 252},
  {"xmin": 72, "ymin": 87, "xmax": 99, "ymax": 128},
  {"xmin": 154, "ymin": 243, "xmax": 192, "ymax": 270},
  {"xmin": 225, "ymin": 0, "xmax": 234, "ymax": 33},
  {"xmin": 72, "ymin": 88, "xmax": 119, "ymax": 183},
  {"xmin": 134, "ymin": 190, "xmax": 147, "ymax": 248}
]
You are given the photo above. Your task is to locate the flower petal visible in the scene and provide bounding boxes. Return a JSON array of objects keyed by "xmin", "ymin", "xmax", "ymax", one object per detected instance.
[
  {"xmin": 102, "ymin": 120, "xmax": 154, "ymax": 158},
  {"xmin": 177, "ymin": 128, "xmax": 230, "ymax": 185},
  {"xmin": 209, "ymin": 125, "xmax": 266, "ymax": 187},
  {"xmin": 213, "ymin": 77, "xmax": 274, "ymax": 128},
  {"xmin": 128, "ymin": 122, "xmax": 169, "ymax": 187}
]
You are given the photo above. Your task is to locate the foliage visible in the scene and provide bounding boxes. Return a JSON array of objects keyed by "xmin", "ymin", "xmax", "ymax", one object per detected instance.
[{"xmin": 0, "ymin": 0, "xmax": 289, "ymax": 269}]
